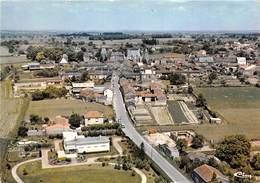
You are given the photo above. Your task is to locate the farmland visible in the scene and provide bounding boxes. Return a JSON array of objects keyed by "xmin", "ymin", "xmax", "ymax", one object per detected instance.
[
  {"xmin": 25, "ymin": 98, "xmax": 114, "ymax": 120},
  {"xmin": 0, "ymin": 55, "xmax": 29, "ymax": 65},
  {"xmin": 17, "ymin": 161, "xmax": 141, "ymax": 183},
  {"xmin": 138, "ymin": 87, "xmax": 260, "ymax": 142},
  {"xmin": 0, "ymin": 79, "xmax": 27, "ymax": 138},
  {"xmin": 168, "ymin": 101, "xmax": 189, "ymax": 123},
  {"xmin": 196, "ymin": 87, "xmax": 260, "ymax": 141}
]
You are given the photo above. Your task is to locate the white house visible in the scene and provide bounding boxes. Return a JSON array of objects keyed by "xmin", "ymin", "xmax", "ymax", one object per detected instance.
[
  {"xmin": 60, "ymin": 54, "xmax": 68, "ymax": 65},
  {"xmin": 104, "ymin": 88, "xmax": 113, "ymax": 105},
  {"xmin": 72, "ymin": 81, "xmax": 95, "ymax": 95},
  {"xmin": 237, "ymin": 57, "xmax": 247, "ymax": 65},
  {"xmin": 84, "ymin": 111, "xmax": 104, "ymax": 126},
  {"xmin": 127, "ymin": 48, "xmax": 141, "ymax": 62},
  {"xmin": 63, "ymin": 132, "xmax": 110, "ymax": 154}
]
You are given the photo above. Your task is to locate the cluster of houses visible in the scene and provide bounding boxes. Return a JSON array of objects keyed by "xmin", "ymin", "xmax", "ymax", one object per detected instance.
[
  {"xmin": 120, "ymin": 78, "xmax": 167, "ymax": 106},
  {"xmin": 71, "ymin": 81, "xmax": 113, "ymax": 105},
  {"xmin": 27, "ymin": 111, "xmax": 111, "ymax": 137}
]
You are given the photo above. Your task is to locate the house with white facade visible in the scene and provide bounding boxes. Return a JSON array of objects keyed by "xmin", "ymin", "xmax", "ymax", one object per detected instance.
[
  {"xmin": 71, "ymin": 81, "xmax": 95, "ymax": 95},
  {"xmin": 63, "ymin": 132, "xmax": 110, "ymax": 154},
  {"xmin": 104, "ymin": 88, "xmax": 113, "ymax": 105},
  {"xmin": 84, "ymin": 111, "xmax": 104, "ymax": 126},
  {"xmin": 127, "ymin": 48, "xmax": 141, "ymax": 62},
  {"xmin": 237, "ymin": 57, "xmax": 247, "ymax": 65}
]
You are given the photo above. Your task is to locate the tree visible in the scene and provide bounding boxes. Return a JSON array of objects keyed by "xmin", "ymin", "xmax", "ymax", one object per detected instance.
[
  {"xmin": 36, "ymin": 51, "xmax": 45, "ymax": 62},
  {"xmin": 44, "ymin": 117, "xmax": 49, "ymax": 123},
  {"xmin": 80, "ymin": 71, "xmax": 89, "ymax": 82},
  {"xmin": 191, "ymin": 135, "xmax": 204, "ymax": 149},
  {"xmin": 30, "ymin": 114, "xmax": 42, "ymax": 124},
  {"xmin": 18, "ymin": 126, "xmax": 28, "ymax": 137},
  {"xmin": 251, "ymin": 153, "xmax": 260, "ymax": 170},
  {"xmin": 196, "ymin": 93, "xmax": 207, "ymax": 107},
  {"xmin": 176, "ymin": 139, "xmax": 187, "ymax": 153},
  {"xmin": 76, "ymin": 51, "xmax": 84, "ymax": 61},
  {"xmin": 139, "ymin": 142, "xmax": 145, "ymax": 161},
  {"xmin": 69, "ymin": 113, "xmax": 82, "ymax": 128},
  {"xmin": 169, "ymin": 73, "xmax": 186, "ymax": 85},
  {"xmin": 208, "ymin": 157, "xmax": 218, "ymax": 168},
  {"xmin": 188, "ymin": 85, "xmax": 193, "ymax": 94},
  {"xmin": 81, "ymin": 47, "xmax": 86, "ymax": 52},
  {"xmin": 208, "ymin": 72, "xmax": 217, "ymax": 83},
  {"xmin": 216, "ymin": 135, "xmax": 251, "ymax": 168}
]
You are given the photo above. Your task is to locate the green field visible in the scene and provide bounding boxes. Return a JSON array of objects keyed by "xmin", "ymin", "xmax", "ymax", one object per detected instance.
[
  {"xmin": 17, "ymin": 161, "xmax": 141, "ymax": 183},
  {"xmin": 196, "ymin": 87, "xmax": 260, "ymax": 141},
  {"xmin": 25, "ymin": 99, "xmax": 114, "ymax": 120}
]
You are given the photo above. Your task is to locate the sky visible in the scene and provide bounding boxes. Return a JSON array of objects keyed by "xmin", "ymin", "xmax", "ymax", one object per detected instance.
[{"xmin": 1, "ymin": 0, "xmax": 260, "ymax": 31}]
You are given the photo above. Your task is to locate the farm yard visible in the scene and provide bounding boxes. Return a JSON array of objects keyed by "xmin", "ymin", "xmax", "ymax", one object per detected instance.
[
  {"xmin": 17, "ymin": 161, "xmax": 141, "ymax": 183},
  {"xmin": 25, "ymin": 98, "xmax": 114, "ymax": 120}
]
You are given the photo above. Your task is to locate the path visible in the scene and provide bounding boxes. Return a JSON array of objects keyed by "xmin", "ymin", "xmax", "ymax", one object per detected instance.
[
  {"xmin": 112, "ymin": 136, "xmax": 123, "ymax": 155},
  {"xmin": 11, "ymin": 158, "xmax": 41, "ymax": 183}
]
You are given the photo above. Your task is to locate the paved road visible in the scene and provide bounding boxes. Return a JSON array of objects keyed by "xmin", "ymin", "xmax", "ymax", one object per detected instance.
[
  {"xmin": 11, "ymin": 158, "xmax": 41, "ymax": 183},
  {"xmin": 112, "ymin": 73, "xmax": 191, "ymax": 183}
]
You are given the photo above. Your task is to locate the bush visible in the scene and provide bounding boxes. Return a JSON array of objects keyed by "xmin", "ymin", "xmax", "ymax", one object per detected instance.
[
  {"xmin": 65, "ymin": 158, "xmax": 71, "ymax": 162},
  {"xmin": 36, "ymin": 69, "xmax": 58, "ymax": 78},
  {"xmin": 191, "ymin": 135, "xmax": 204, "ymax": 149},
  {"xmin": 31, "ymin": 86, "xmax": 68, "ymax": 101},
  {"xmin": 131, "ymin": 170, "xmax": 136, "ymax": 176},
  {"xmin": 18, "ymin": 126, "xmax": 28, "ymax": 137}
]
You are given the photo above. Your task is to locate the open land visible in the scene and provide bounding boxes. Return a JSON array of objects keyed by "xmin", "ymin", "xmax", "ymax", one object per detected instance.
[
  {"xmin": 0, "ymin": 80, "xmax": 27, "ymax": 138},
  {"xmin": 0, "ymin": 55, "xmax": 29, "ymax": 65},
  {"xmin": 145, "ymin": 87, "xmax": 260, "ymax": 142},
  {"xmin": 17, "ymin": 160, "xmax": 141, "ymax": 183},
  {"xmin": 25, "ymin": 98, "xmax": 114, "ymax": 120},
  {"xmin": 138, "ymin": 87, "xmax": 260, "ymax": 142}
]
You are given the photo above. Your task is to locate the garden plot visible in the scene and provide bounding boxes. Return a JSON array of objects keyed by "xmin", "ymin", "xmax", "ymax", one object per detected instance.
[
  {"xmin": 150, "ymin": 106, "xmax": 174, "ymax": 125},
  {"xmin": 167, "ymin": 100, "xmax": 198, "ymax": 124},
  {"xmin": 130, "ymin": 105, "xmax": 155, "ymax": 126}
]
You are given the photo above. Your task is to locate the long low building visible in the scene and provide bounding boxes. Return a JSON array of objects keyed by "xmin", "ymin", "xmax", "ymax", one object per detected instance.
[{"xmin": 63, "ymin": 132, "xmax": 110, "ymax": 154}]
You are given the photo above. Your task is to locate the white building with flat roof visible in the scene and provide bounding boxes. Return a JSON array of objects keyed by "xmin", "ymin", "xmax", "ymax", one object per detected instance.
[
  {"xmin": 63, "ymin": 132, "xmax": 110, "ymax": 154},
  {"xmin": 237, "ymin": 57, "xmax": 247, "ymax": 65}
]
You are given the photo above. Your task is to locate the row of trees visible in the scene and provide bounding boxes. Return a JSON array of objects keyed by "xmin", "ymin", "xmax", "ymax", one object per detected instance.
[
  {"xmin": 26, "ymin": 46, "xmax": 84, "ymax": 62},
  {"xmin": 1, "ymin": 40, "xmax": 28, "ymax": 53},
  {"xmin": 35, "ymin": 69, "xmax": 59, "ymax": 78},
  {"xmin": 31, "ymin": 86, "xmax": 67, "ymax": 101}
]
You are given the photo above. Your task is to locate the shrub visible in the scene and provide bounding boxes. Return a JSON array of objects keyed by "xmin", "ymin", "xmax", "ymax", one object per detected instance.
[{"xmin": 131, "ymin": 170, "xmax": 136, "ymax": 176}]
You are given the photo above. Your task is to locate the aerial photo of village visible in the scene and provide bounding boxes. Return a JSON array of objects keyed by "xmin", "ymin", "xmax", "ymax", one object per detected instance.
[{"xmin": 0, "ymin": 0, "xmax": 260, "ymax": 183}]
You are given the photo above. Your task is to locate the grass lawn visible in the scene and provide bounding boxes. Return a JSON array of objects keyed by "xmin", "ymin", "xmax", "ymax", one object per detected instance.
[
  {"xmin": 25, "ymin": 98, "xmax": 114, "ymax": 120},
  {"xmin": 193, "ymin": 87, "xmax": 260, "ymax": 141},
  {"xmin": 17, "ymin": 161, "xmax": 141, "ymax": 183}
]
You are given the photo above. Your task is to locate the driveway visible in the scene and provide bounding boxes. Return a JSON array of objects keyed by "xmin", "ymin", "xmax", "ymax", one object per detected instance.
[{"xmin": 11, "ymin": 158, "xmax": 41, "ymax": 183}]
